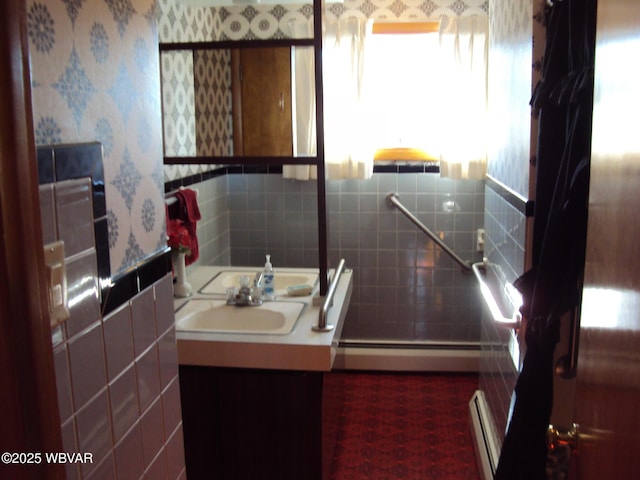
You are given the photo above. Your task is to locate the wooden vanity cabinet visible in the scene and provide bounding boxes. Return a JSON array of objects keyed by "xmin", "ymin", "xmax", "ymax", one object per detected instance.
[
  {"xmin": 231, "ymin": 47, "xmax": 293, "ymax": 156},
  {"xmin": 179, "ymin": 366, "xmax": 344, "ymax": 480}
]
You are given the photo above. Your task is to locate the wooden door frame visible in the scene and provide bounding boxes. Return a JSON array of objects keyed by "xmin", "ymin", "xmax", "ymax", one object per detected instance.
[{"xmin": 0, "ymin": 1, "xmax": 63, "ymax": 478}]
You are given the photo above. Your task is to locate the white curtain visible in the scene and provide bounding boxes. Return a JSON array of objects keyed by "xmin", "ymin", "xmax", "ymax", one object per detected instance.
[
  {"xmin": 285, "ymin": 18, "xmax": 373, "ymax": 181},
  {"xmin": 322, "ymin": 18, "xmax": 374, "ymax": 180},
  {"xmin": 284, "ymin": 15, "xmax": 488, "ymax": 181},
  {"xmin": 437, "ymin": 16, "xmax": 489, "ymax": 180},
  {"xmin": 284, "ymin": 20, "xmax": 318, "ymax": 180}
]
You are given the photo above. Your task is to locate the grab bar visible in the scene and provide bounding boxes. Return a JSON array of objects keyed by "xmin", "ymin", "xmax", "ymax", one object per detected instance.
[
  {"xmin": 386, "ymin": 193, "xmax": 472, "ymax": 272},
  {"xmin": 313, "ymin": 258, "xmax": 346, "ymax": 332},
  {"xmin": 472, "ymin": 261, "xmax": 521, "ymax": 329}
]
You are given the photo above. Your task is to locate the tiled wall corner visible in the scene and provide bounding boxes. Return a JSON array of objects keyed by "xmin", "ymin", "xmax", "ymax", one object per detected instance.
[
  {"xmin": 48, "ymin": 273, "xmax": 185, "ymax": 480},
  {"xmin": 39, "ymin": 145, "xmax": 185, "ymax": 479}
]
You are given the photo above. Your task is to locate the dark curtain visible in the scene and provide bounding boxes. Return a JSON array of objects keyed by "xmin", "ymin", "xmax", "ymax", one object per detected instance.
[{"xmin": 494, "ymin": 1, "xmax": 597, "ymax": 479}]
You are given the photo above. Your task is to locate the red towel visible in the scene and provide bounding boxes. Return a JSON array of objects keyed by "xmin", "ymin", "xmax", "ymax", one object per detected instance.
[{"xmin": 175, "ymin": 188, "xmax": 201, "ymax": 266}]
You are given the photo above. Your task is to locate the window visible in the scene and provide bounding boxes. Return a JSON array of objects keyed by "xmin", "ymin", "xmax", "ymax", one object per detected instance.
[
  {"xmin": 365, "ymin": 24, "xmax": 442, "ymax": 160},
  {"xmin": 288, "ymin": 16, "xmax": 488, "ymax": 181},
  {"xmin": 365, "ymin": 19, "xmax": 488, "ymax": 179}
]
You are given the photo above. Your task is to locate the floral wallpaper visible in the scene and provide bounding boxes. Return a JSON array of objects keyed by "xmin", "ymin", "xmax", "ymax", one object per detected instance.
[{"xmin": 27, "ymin": 0, "xmax": 165, "ymax": 276}]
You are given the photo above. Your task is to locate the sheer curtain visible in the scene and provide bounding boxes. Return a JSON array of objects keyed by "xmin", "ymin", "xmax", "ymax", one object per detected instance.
[
  {"xmin": 322, "ymin": 18, "xmax": 374, "ymax": 180},
  {"xmin": 285, "ymin": 15, "xmax": 488, "ymax": 181},
  {"xmin": 436, "ymin": 16, "xmax": 489, "ymax": 180},
  {"xmin": 285, "ymin": 18, "xmax": 373, "ymax": 181},
  {"xmin": 284, "ymin": 20, "xmax": 317, "ymax": 180}
]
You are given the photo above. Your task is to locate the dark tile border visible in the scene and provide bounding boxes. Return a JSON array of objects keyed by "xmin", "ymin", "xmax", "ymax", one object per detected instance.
[
  {"xmin": 165, "ymin": 166, "xmax": 229, "ymax": 193},
  {"xmin": 485, "ymin": 174, "xmax": 534, "ymax": 217},
  {"xmin": 165, "ymin": 163, "xmax": 442, "ymax": 192},
  {"xmin": 101, "ymin": 248, "xmax": 172, "ymax": 316},
  {"xmin": 37, "ymin": 143, "xmax": 172, "ymax": 317}
]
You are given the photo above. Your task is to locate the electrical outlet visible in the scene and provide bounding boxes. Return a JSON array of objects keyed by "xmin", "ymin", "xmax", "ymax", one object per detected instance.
[{"xmin": 476, "ymin": 228, "xmax": 485, "ymax": 252}]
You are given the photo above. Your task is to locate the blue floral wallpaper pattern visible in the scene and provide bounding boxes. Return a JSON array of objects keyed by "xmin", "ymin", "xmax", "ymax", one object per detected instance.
[{"xmin": 27, "ymin": 0, "xmax": 165, "ymax": 276}]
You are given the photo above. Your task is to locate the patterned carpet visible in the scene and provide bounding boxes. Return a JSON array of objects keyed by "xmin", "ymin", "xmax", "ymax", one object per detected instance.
[{"xmin": 330, "ymin": 372, "xmax": 481, "ymax": 480}]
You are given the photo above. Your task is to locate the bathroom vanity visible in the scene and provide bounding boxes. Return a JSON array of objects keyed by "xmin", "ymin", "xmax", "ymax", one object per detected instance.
[{"xmin": 173, "ymin": 266, "xmax": 352, "ymax": 480}]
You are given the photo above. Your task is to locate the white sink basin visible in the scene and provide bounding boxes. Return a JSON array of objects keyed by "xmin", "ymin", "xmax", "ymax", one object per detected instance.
[
  {"xmin": 176, "ymin": 299, "xmax": 306, "ymax": 335},
  {"xmin": 200, "ymin": 270, "xmax": 318, "ymax": 296}
]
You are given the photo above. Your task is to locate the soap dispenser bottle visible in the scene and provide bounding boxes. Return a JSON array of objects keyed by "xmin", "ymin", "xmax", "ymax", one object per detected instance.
[{"xmin": 263, "ymin": 254, "xmax": 275, "ymax": 301}]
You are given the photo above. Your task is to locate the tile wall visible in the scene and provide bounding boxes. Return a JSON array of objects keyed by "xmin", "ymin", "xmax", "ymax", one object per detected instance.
[
  {"xmin": 479, "ymin": 185, "xmax": 527, "ymax": 442},
  {"xmin": 227, "ymin": 171, "xmax": 320, "ymax": 268},
  {"xmin": 477, "ymin": 0, "xmax": 546, "ymax": 445},
  {"xmin": 174, "ymin": 167, "xmax": 485, "ymax": 344},
  {"xmin": 328, "ymin": 172, "xmax": 485, "ymax": 342},
  {"xmin": 39, "ymin": 145, "xmax": 185, "ymax": 480}
]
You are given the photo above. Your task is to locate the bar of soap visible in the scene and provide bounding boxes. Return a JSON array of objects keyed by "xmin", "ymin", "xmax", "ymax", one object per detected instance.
[{"xmin": 286, "ymin": 284, "xmax": 314, "ymax": 296}]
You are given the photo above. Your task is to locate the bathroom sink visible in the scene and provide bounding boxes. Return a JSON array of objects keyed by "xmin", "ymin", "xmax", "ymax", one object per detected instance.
[
  {"xmin": 200, "ymin": 270, "xmax": 318, "ymax": 296},
  {"xmin": 176, "ymin": 299, "xmax": 306, "ymax": 335}
]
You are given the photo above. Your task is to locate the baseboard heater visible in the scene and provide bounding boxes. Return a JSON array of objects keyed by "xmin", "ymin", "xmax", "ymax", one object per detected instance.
[
  {"xmin": 469, "ymin": 390, "xmax": 501, "ymax": 480},
  {"xmin": 335, "ymin": 340, "xmax": 480, "ymax": 372}
]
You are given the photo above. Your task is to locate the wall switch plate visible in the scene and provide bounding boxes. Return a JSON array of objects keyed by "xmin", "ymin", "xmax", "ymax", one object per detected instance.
[
  {"xmin": 476, "ymin": 228, "xmax": 485, "ymax": 252},
  {"xmin": 44, "ymin": 241, "xmax": 70, "ymax": 327}
]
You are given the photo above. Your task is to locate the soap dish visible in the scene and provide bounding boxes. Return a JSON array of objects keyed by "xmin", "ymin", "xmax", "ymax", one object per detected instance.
[{"xmin": 286, "ymin": 284, "xmax": 314, "ymax": 297}]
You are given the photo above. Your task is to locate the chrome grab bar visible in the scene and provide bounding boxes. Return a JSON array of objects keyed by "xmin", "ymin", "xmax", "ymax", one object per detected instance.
[
  {"xmin": 472, "ymin": 261, "xmax": 522, "ymax": 329},
  {"xmin": 386, "ymin": 193, "xmax": 472, "ymax": 273},
  {"xmin": 313, "ymin": 258, "xmax": 346, "ymax": 332}
]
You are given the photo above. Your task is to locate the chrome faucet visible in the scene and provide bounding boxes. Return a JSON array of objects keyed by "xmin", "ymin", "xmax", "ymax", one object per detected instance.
[
  {"xmin": 226, "ymin": 274, "xmax": 263, "ymax": 306},
  {"xmin": 253, "ymin": 271, "xmax": 264, "ymax": 290}
]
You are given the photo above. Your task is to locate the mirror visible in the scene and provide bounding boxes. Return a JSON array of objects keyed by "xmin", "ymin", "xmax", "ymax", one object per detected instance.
[{"xmin": 160, "ymin": 45, "xmax": 316, "ymax": 159}]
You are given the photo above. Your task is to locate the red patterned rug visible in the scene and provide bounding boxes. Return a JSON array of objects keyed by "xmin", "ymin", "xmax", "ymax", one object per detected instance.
[{"xmin": 330, "ymin": 372, "xmax": 480, "ymax": 480}]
